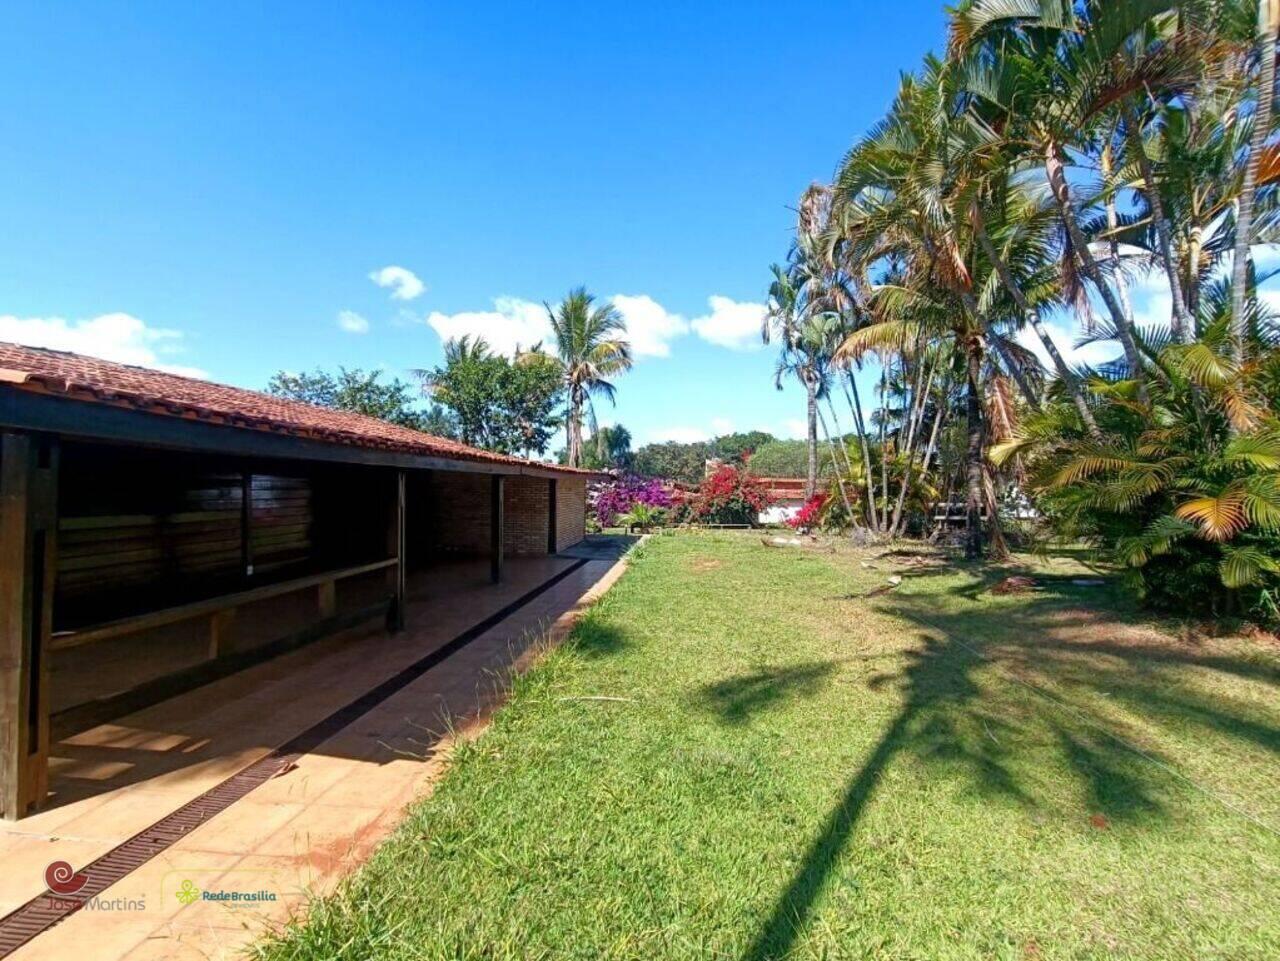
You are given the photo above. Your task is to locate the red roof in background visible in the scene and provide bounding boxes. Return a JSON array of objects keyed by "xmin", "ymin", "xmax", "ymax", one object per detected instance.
[
  {"xmin": 0, "ymin": 342, "xmax": 601, "ymax": 476},
  {"xmin": 760, "ymin": 478, "xmax": 808, "ymax": 497}
]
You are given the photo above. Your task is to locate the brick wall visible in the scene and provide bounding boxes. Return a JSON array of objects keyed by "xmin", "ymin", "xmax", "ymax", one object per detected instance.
[
  {"xmin": 502, "ymin": 475, "xmax": 550, "ymax": 555},
  {"xmin": 555, "ymin": 476, "xmax": 587, "ymax": 551},
  {"xmin": 422, "ymin": 470, "xmax": 558, "ymax": 558},
  {"xmin": 426, "ymin": 471, "xmax": 491, "ymax": 555}
]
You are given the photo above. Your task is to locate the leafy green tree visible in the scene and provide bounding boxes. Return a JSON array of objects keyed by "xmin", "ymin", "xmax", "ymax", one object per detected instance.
[
  {"xmin": 565, "ymin": 424, "xmax": 633, "ymax": 470},
  {"xmin": 266, "ymin": 367, "xmax": 438, "ymax": 432},
  {"xmin": 748, "ymin": 439, "xmax": 839, "ymax": 478},
  {"xmin": 633, "ymin": 441, "xmax": 711, "ymax": 485},
  {"xmin": 712, "ymin": 431, "xmax": 775, "ymax": 464},
  {"xmin": 418, "ymin": 336, "xmax": 564, "ymax": 456}
]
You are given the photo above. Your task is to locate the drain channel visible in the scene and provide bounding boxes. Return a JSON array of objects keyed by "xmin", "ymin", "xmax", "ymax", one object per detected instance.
[{"xmin": 0, "ymin": 557, "xmax": 590, "ymax": 957}]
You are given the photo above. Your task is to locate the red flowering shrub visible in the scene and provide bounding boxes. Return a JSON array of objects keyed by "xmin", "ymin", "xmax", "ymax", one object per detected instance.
[
  {"xmin": 685, "ymin": 465, "xmax": 772, "ymax": 526},
  {"xmin": 786, "ymin": 493, "xmax": 827, "ymax": 530}
]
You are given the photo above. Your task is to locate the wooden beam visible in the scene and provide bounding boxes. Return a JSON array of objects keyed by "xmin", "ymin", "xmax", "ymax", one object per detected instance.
[
  {"xmin": 387, "ymin": 470, "xmax": 406, "ymax": 632},
  {"xmin": 490, "ymin": 474, "xmax": 505, "ymax": 584},
  {"xmin": 1, "ymin": 432, "xmax": 58, "ymax": 820},
  {"xmin": 547, "ymin": 478, "xmax": 558, "ymax": 554}
]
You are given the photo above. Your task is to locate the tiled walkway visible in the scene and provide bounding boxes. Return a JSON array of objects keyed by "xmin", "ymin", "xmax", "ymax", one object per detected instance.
[{"xmin": 2, "ymin": 544, "xmax": 631, "ymax": 960}]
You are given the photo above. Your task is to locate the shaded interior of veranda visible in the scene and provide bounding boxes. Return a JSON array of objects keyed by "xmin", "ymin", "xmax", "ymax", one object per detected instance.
[{"xmin": 0, "ymin": 342, "xmax": 597, "ymax": 820}]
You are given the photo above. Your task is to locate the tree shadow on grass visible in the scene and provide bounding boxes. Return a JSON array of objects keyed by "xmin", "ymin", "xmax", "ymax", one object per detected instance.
[
  {"xmin": 698, "ymin": 661, "xmax": 837, "ymax": 726},
  {"xmin": 570, "ymin": 620, "xmax": 631, "ymax": 659},
  {"xmin": 740, "ymin": 583, "xmax": 1280, "ymax": 960}
]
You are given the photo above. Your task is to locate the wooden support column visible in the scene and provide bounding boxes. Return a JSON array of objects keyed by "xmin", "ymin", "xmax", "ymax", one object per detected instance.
[
  {"xmin": 490, "ymin": 474, "xmax": 505, "ymax": 584},
  {"xmin": 547, "ymin": 478, "xmax": 558, "ymax": 554},
  {"xmin": 208, "ymin": 609, "xmax": 235, "ymax": 660},
  {"xmin": 386, "ymin": 470, "xmax": 407, "ymax": 632},
  {"xmin": 240, "ymin": 470, "xmax": 254, "ymax": 578},
  {"xmin": 1, "ymin": 432, "xmax": 59, "ymax": 820},
  {"xmin": 317, "ymin": 579, "xmax": 336, "ymax": 619}
]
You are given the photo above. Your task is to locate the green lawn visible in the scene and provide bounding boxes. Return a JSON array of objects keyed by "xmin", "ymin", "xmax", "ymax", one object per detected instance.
[{"xmin": 255, "ymin": 532, "xmax": 1280, "ymax": 960}]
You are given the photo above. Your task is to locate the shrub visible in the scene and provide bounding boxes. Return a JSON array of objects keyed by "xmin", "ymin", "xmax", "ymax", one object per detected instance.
[
  {"xmin": 686, "ymin": 464, "xmax": 772, "ymax": 526},
  {"xmin": 618, "ymin": 502, "xmax": 666, "ymax": 532},
  {"xmin": 786, "ymin": 493, "xmax": 827, "ymax": 531},
  {"xmin": 592, "ymin": 475, "xmax": 674, "ymax": 527},
  {"xmin": 994, "ymin": 312, "xmax": 1280, "ymax": 623}
]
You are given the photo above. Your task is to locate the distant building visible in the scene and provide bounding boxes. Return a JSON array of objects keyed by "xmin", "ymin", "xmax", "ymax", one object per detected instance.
[{"xmin": 758, "ymin": 478, "xmax": 808, "ymax": 524}]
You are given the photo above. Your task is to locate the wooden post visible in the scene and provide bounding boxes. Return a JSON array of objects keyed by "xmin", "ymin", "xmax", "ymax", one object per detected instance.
[
  {"xmin": 386, "ymin": 470, "xmax": 406, "ymax": 632},
  {"xmin": 490, "ymin": 474, "xmax": 505, "ymax": 584},
  {"xmin": 317, "ymin": 579, "xmax": 336, "ymax": 619},
  {"xmin": 547, "ymin": 478, "xmax": 558, "ymax": 555},
  {"xmin": 208, "ymin": 608, "xmax": 235, "ymax": 660},
  {"xmin": 240, "ymin": 470, "xmax": 254, "ymax": 578},
  {"xmin": 1, "ymin": 432, "xmax": 58, "ymax": 820}
]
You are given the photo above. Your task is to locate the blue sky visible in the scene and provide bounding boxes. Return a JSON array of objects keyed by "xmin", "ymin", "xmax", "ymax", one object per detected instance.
[
  {"xmin": 1, "ymin": 0, "xmax": 1189, "ymax": 453},
  {"xmin": 0, "ymin": 0, "xmax": 958, "ymax": 450}
]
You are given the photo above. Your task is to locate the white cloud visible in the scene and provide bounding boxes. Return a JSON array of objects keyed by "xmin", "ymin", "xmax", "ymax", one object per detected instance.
[
  {"xmin": 368, "ymin": 265, "xmax": 425, "ymax": 301},
  {"xmin": 336, "ymin": 309, "xmax": 370, "ymax": 334},
  {"xmin": 779, "ymin": 418, "xmax": 808, "ymax": 440},
  {"xmin": 424, "ymin": 296, "xmax": 552, "ymax": 357},
  {"xmin": 1015, "ymin": 313, "xmax": 1116, "ymax": 370},
  {"xmin": 711, "ymin": 416, "xmax": 735, "ymax": 435},
  {"xmin": 1015, "ymin": 272, "xmax": 1175, "ymax": 371},
  {"xmin": 648, "ymin": 426, "xmax": 712, "ymax": 444},
  {"xmin": 690, "ymin": 295, "xmax": 768, "ymax": 351},
  {"xmin": 0, "ymin": 312, "xmax": 206, "ymax": 377},
  {"xmin": 609, "ymin": 294, "xmax": 688, "ymax": 358}
]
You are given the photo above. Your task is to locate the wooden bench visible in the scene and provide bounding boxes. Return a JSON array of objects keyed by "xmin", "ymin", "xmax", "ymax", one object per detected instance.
[{"xmin": 51, "ymin": 557, "xmax": 399, "ymax": 656}]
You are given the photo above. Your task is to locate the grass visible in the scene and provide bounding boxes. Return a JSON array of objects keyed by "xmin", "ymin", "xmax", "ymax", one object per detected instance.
[{"xmin": 254, "ymin": 532, "xmax": 1280, "ymax": 960}]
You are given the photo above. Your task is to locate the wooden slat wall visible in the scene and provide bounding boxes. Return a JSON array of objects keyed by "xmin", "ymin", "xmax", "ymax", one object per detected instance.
[
  {"xmin": 58, "ymin": 476, "xmax": 244, "ymax": 596},
  {"xmin": 55, "ymin": 444, "xmax": 314, "ymax": 622},
  {"xmin": 249, "ymin": 474, "xmax": 311, "ymax": 574}
]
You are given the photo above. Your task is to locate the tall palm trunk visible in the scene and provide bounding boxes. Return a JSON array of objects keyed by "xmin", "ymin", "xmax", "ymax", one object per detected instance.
[
  {"xmin": 888, "ymin": 362, "xmax": 935, "ymax": 537},
  {"xmin": 1101, "ymin": 145, "xmax": 1137, "ymax": 329},
  {"xmin": 878, "ymin": 366, "xmax": 890, "ymax": 527},
  {"xmin": 958, "ymin": 291, "xmax": 1039, "ymax": 407},
  {"xmin": 1232, "ymin": 0, "xmax": 1279, "ymax": 364},
  {"xmin": 1124, "ymin": 108, "xmax": 1196, "ymax": 343},
  {"xmin": 964, "ymin": 343, "xmax": 985, "ymax": 560},
  {"xmin": 805, "ymin": 374, "xmax": 818, "ymax": 498},
  {"xmin": 845, "ymin": 372, "xmax": 880, "ymax": 531},
  {"xmin": 1044, "ymin": 143, "xmax": 1146, "ymax": 380},
  {"xmin": 817, "ymin": 407, "xmax": 856, "ymax": 525},
  {"xmin": 567, "ymin": 387, "xmax": 584, "ymax": 467},
  {"xmin": 973, "ymin": 219, "xmax": 1103, "ymax": 440}
]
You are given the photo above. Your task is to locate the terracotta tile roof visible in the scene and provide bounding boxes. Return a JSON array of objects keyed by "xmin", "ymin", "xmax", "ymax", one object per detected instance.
[
  {"xmin": 759, "ymin": 478, "xmax": 808, "ymax": 497},
  {"xmin": 0, "ymin": 341, "xmax": 602, "ymax": 476}
]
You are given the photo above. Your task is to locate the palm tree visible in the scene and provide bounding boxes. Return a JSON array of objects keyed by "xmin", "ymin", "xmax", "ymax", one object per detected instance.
[
  {"xmin": 951, "ymin": 0, "xmax": 1195, "ymax": 384},
  {"xmin": 828, "ymin": 60, "xmax": 1046, "ymax": 556},
  {"xmin": 1232, "ymin": 0, "xmax": 1280, "ymax": 364},
  {"xmin": 541, "ymin": 288, "xmax": 632, "ymax": 468},
  {"xmin": 772, "ymin": 313, "xmax": 837, "ymax": 499},
  {"xmin": 764, "ymin": 264, "xmax": 822, "ymax": 495}
]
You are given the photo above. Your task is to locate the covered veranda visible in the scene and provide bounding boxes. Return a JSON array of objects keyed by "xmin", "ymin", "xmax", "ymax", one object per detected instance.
[{"xmin": 0, "ymin": 342, "xmax": 600, "ymax": 824}]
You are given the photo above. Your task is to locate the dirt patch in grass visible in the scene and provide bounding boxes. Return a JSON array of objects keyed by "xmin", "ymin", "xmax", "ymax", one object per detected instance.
[{"xmin": 687, "ymin": 556, "xmax": 723, "ymax": 574}]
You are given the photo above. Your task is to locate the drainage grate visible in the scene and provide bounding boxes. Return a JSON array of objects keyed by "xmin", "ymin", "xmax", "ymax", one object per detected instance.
[{"xmin": 0, "ymin": 557, "xmax": 590, "ymax": 957}]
